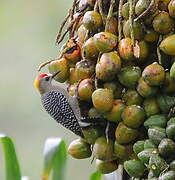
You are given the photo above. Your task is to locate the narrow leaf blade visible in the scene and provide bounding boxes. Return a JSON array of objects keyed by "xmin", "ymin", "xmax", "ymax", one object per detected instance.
[
  {"xmin": 89, "ymin": 171, "xmax": 102, "ymax": 180},
  {"xmin": 0, "ymin": 134, "xmax": 21, "ymax": 180},
  {"xmin": 42, "ymin": 138, "xmax": 67, "ymax": 180}
]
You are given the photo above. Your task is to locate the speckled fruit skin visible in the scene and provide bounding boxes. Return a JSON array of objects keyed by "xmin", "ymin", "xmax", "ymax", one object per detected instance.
[
  {"xmin": 96, "ymin": 51, "xmax": 121, "ymax": 81},
  {"xmin": 48, "ymin": 58, "xmax": 69, "ymax": 83},
  {"xmin": 115, "ymin": 122, "xmax": 139, "ymax": 144},
  {"xmin": 92, "ymin": 88, "xmax": 114, "ymax": 112},
  {"xmin": 78, "ymin": 78, "xmax": 94, "ymax": 101},
  {"xmin": 118, "ymin": 38, "xmax": 134, "ymax": 61},
  {"xmin": 83, "ymin": 11, "xmax": 102, "ymax": 31},
  {"xmin": 106, "ymin": 99, "xmax": 126, "ymax": 122},
  {"xmin": 142, "ymin": 62, "xmax": 165, "ymax": 86},
  {"xmin": 96, "ymin": 160, "xmax": 118, "ymax": 174},
  {"xmin": 94, "ymin": 32, "xmax": 118, "ymax": 53},
  {"xmin": 68, "ymin": 139, "xmax": 92, "ymax": 159},
  {"xmin": 122, "ymin": 105, "xmax": 146, "ymax": 128}
]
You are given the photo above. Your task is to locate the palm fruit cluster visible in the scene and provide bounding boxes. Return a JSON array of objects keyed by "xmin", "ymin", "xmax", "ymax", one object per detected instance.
[{"xmin": 38, "ymin": 0, "xmax": 175, "ymax": 178}]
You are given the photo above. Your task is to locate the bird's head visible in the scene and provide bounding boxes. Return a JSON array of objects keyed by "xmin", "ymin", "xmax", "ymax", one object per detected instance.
[{"xmin": 34, "ymin": 72, "xmax": 60, "ymax": 94}]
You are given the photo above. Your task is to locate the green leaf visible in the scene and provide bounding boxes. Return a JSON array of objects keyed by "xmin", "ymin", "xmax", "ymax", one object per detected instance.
[
  {"xmin": 0, "ymin": 134, "xmax": 21, "ymax": 180},
  {"xmin": 89, "ymin": 171, "xmax": 102, "ymax": 180},
  {"xmin": 42, "ymin": 138, "xmax": 67, "ymax": 180}
]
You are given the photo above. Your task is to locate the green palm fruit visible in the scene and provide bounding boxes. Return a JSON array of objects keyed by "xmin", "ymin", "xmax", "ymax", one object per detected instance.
[
  {"xmin": 168, "ymin": 0, "xmax": 175, "ymax": 18},
  {"xmin": 137, "ymin": 77, "xmax": 158, "ymax": 97},
  {"xmin": 96, "ymin": 51, "xmax": 121, "ymax": 81},
  {"xmin": 122, "ymin": 89, "xmax": 143, "ymax": 105},
  {"xmin": 167, "ymin": 117, "xmax": 175, "ymax": 126},
  {"xmin": 118, "ymin": 66, "xmax": 141, "ymax": 88},
  {"xmin": 123, "ymin": 20, "xmax": 144, "ymax": 40},
  {"xmin": 105, "ymin": 17, "xmax": 118, "ymax": 35},
  {"xmin": 122, "ymin": 105, "xmax": 146, "ymax": 129},
  {"xmin": 122, "ymin": 2, "xmax": 129, "ymax": 19},
  {"xmin": 158, "ymin": 170, "xmax": 175, "ymax": 180},
  {"xmin": 48, "ymin": 58, "xmax": 69, "ymax": 83},
  {"xmin": 156, "ymin": 0, "xmax": 171, "ymax": 11},
  {"xmin": 68, "ymin": 139, "xmax": 92, "ymax": 159},
  {"xmin": 144, "ymin": 29, "xmax": 159, "ymax": 43},
  {"xmin": 92, "ymin": 88, "xmax": 114, "ymax": 112},
  {"xmin": 158, "ymin": 138, "xmax": 175, "ymax": 158},
  {"xmin": 104, "ymin": 81, "xmax": 122, "ymax": 99},
  {"xmin": 144, "ymin": 139, "xmax": 157, "ymax": 149},
  {"xmin": 95, "ymin": 160, "xmax": 118, "ymax": 174},
  {"xmin": 162, "ymin": 72, "xmax": 175, "ymax": 93},
  {"xmin": 160, "ymin": 34, "xmax": 175, "ymax": 55},
  {"xmin": 156, "ymin": 94, "xmax": 175, "ymax": 113},
  {"xmin": 166, "ymin": 123, "xmax": 175, "ymax": 141},
  {"xmin": 124, "ymin": 160, "xmax": 145, "ymax": 178},
  {"xmin": 88, "ymin": 107, "xmax": 102, "ymax": 118},
  {"xmin": 118, "ymin": 38, "xmax": 134, "ymax": 61},
  {"xmin": 148, "ymin": 127, "xmax": 166, "ymax": 145},
  {"xmin": 153, "ymin": 11, "xmax": 174, "ymax": 34},
  {"xmin": 115, "ymin": 122, "xmax": 139, "ymax": 144},
  {"xmin": 170, "ymin": 62, "xmax": 175, "ymax": 80},
  {"xmin": 78, "ymin": 25, "xmax": 88, "ymax": 43},
  {"xmin": 149, "ymin": 155, "xmax": 169, "ymax": 177},
  {"xmin": 93, "ymin": 137, "xmax": 114, "ymax": 161},
  {"xmin": 75, "ymin": 60, "xmax": 95, "ymax": 80},
  {"xmin": 82, "ymin": 127, "xmax": 102, "ymax": 144},
  {"xmin": 106, "ymin": 99, "xmax": 126, "ymax": 123},
  {"xmin": 83, "ymin": 11, "xmax": 102, "ymax": 31},
  {"xmin": 67, "ymin": 68, "xmax": 78, "ymax": 85},
  {"xmin": 144, "ymin": 114, "xmax": 166, "ymax": 129},
  {"xmin": 78, "ymin": 78, "xmax": 94, "ymax": 101},
  {"xmin": 135, "ymin": 0, "xmax": 152, "ymax": 15},
  {"xmin": 170, "ymin": 160, "xmax": 175, "ymax": 170},
  {"xmin": 94, "ymin": 32, "xmax": 117, "ymax": 53},
  {"xmin": 133, "ymin": 140, "xmax": 145, "ymax": 154},
  {"xmin": 143, "ymin": 97, "xmax": 160, "ymax": 117},
  {"xmin": 137, "ymin": 148, "xmax": 158, "ymax": 164},
  {"xmin": 142, "ymin": 62, "xmax": 165, "ymax": 86},
  {"xmin": 82, "ymin": 37, "xmax": 99, "ymax": 61}
]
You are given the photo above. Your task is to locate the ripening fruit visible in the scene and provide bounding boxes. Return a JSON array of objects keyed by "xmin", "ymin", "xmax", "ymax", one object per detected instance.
[
  {"xmin": 123, "ymin": 20, "xmax": 144, "ymax": 40},
  {"xmin": 78, "ymin": 25, "xmax": 88, "ymax": 43},
  {"xmin": 153, "ymin": 11, "xmax": 174, "ymax": 34},
  {"xmin": 144, "ymin": 29, "xmax": 159, "ymax": 43},
  {"xmin": 162, "ymin": 72, "xmax": 175, "ymax": 93},
  {"xmin": 122, "ymin": 105, "xmax": 146, "ymax": 128},
  {"xmin": 115, "ymin": 122, "xmax": 139, "ymax": 144},
  {"xmin": 118, "ymin": 66, "xmax": 141, "ymax": 88},
  {"xmin": 67, "ymin": 68, "xmax": 78, "ymax": 85},
  {"xmin": 118, "ymin": 38, "xmax": 134, "ymax": 61},
  {"xmin": 156, "ymin": 0, "xmax": 171, "ymax": 10},
  {"xmin": 106, "ymin": 99, "xmax": 126, "ymax": 123},
  {"xmin": 78, "ymin": 78, "xmax": 95, "ymax": 101},
  {"xmin": 48, "ymin": 58, "xmax": 69, "ymax": 83},
  {"xmin": 94, "ymin": 32, "xmax": 118, "ymax": 53},
  {"xmin": 95, "ymin": 160, "xmax": 118, "ymax": 174},
  {"xmin": 96, "ymin": 51, "xmax": 121, "ymax": 81},
  {"xmin": 93, "ymin": 137, "xmax": 114, "ymax": 161},
  {"xmin": 137, "ymin": 77, "xmax": 158, "ymax": 97},
  {"xmin": 92, "ymin": 88, "xmax": 114, "ymax": 112},
  {"xmin": 142, "ymin": 62, "xmax": 165, "ymax": 86},
  {"xmin": 68, "ymin": 139, "xmax": 92, "ymax": 159},
  {"xmin": 168, "ymin": 0, "xmax": 175, "ymax": 18},
  {"xmin": 83, "ymin": 11, "xmax": 102, "ymax": 31},
  {"xmin": 160, "ymin": 34, "xmax": 175, "ymax": 55},
  {"xmin": 143, "ymin": 97, "xmax": 160, "ymax": 117},
  {"xmin": 75, "ymin": 60, "xmax": 95, "ymax": 80},
  {"xmin": 122, "ymin": 89, "xmax": 143, "ymax": 105},
  {"xmin": 82, "ymin": 37, "xmax": 99, "ymax": 61},
  {"xmin": 170, "ymin": 62, "xmax": 175, "ymax": 80},
  {"xmin": 122, "ymin": 2, "xmax": 129, "ymax": 19},
  {"xmin": 105, "ymin": 17, "xmax": 118, "ymax": 35}
]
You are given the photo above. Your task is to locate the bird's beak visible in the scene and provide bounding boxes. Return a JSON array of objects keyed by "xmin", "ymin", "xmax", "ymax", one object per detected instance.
[{"xmin": 51, "ymin": 71, "xmax": 61, "ymax": 79}]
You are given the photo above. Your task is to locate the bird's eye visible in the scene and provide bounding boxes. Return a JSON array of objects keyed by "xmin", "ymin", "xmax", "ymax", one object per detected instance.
[{"xmin": 45, "ymin": 76, "xmax": 50, "ymax": 81}]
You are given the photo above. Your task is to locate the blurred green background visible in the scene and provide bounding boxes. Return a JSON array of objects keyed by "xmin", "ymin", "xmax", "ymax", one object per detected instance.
[{"xmin": 0, "ymin": 0, "xmax": 94, "ymax": 179}]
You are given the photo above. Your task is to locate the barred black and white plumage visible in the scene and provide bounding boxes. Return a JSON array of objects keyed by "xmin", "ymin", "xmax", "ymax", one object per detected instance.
[{"xmin": 41, "ymin": 91, "xmax": 84, "ymax": 137}]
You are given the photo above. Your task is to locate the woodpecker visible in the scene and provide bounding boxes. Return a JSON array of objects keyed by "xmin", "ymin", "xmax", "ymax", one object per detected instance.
[{"xmin": 34, "ymin": 72, "xmax": 101, "ymax": 138}]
